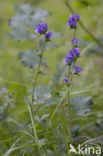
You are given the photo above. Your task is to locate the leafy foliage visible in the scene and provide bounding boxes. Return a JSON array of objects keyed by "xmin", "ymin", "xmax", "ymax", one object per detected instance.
[
  {"xmin": 79, "ymin": 0, "xmax": 99, "ymax": 6},
  {"xmin": 9, "ymin": 29, "xmax": 34, "ymax": 41},
  {"xmin": 71, "ymin": 95, "xmax": 93, "ymax": 116},
  {"xmin": 0, "ymin": 0, "xmax": 103, "ymax": 155},
  {"xmin": 29, "ymin": 85, "xmax": 52, "ymax": 104},
  {"xmin": 79, "ymin": 38, "xmax": 103, "ymax": 56},
  {"xmin": 39, "ymin": 34, "xmax": 61, "ymax": 50},
  {"xmin": 87, "ymin": 45, "xmax": 103, "ymax": 56},
  {"xmin": 18, "ymin": 50, "xmax": 47, "ymax": 68},
  {"xmin": 52, "ymin": 63, "xmax": 64, "ymax": 86},
  {"xmin": 9, "ymin": 4, "xmax": 50, "ymax": 41}
]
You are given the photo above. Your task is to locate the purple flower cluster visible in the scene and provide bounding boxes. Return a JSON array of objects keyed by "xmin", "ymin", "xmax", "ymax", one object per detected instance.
[
  {"xmin": 75, "ymin": 66, "xmax": 82, "ymax": 73},
  {"xmin": 64, "ymin": 78, "xmax": 70, "ymax": 84},
  {"xmin": 72, "ymin": 48, "xmax": 80, "ymax": 57},
  {"xmin": 35, "ymin": 23, "xmax": 47, "ymax": 34},
  {"xmin": 71, "ymin": 39, "xmax": 79, "ymax": 45},
  {"xmin": 35, "ymin": 23, "xmax": 53, "ymax": 40},
  {"xmin": 67, "ymin": 14, "xmax": 80, "ymax": 28},
  {"xmin": 65, "ymin": 48, "xmax": 80, "ymax": 65},
  {"xmin": 46, "ymin": 32, "xmax": 53, "ymax": 41},
  {"xmin": 64, "ymin": 14, "xmax": 82, "ymax": 84}
]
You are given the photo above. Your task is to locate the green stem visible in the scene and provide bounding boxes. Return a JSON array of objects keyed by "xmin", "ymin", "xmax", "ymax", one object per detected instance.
[
  {"xmin": 67, "ymin": 27, "xmax": 77, "ymax": 148},
  {"xmin": 32, "ymin": 38, "xmax": 46, "ymax": 105},
  {"xmin": 28, "ymin": 105, "xmax": 43, "ymax": 156},
  {"xmin": 68, "ymin": 65, "xmax": 71, "ymax": 77},
  {"xmin": 61, "ymin": 107, "xmax": 69, "ymax": 155},
  {"xmin": 73, "ymin": 27, "xmax": 76, "ymax": 49},
  {"xmin": 45, "ymin": 88, "xmax": 70, "ymax": 139},
  {"xmin": 29, "ymin": 36, "xmax": 46, "ymax": 156},
  {"xmin": 74, "ymin": 28, "xmax": 76, "ymax": 40},
  {"xmin": 68, "ymin": 66, "xmax": 72, "ymax": 145}
]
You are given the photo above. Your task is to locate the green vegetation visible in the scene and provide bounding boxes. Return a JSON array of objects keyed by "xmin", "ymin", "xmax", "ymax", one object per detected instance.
[{"xmin": 0, "ymin": 0, "xmax": 103, "ymax": 155}]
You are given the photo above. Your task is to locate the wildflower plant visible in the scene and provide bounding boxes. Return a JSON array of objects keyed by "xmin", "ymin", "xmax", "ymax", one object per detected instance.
[
  {"xmin": 67, "ymin": 14, "xmax": 80, "ymax": 29},
  {"xmin": 3, "ymin": 3, "xmax": 103, "ymax": 156},
  {"xmin": 65, "ymin": 14, "xmax": 82, "ymax": 83},
  {"xmin": 63, "ymin": 13, "xmax": 82, "ymax": 145}
]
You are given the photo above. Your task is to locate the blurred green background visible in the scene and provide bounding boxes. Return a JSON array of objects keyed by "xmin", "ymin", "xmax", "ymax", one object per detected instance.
[
  {"xmin": 0, "ymin": 0, "xmax": 103, "ymax": 154},
  {"xmin": 0, "ymin": 0, "xmax": 103, "ymax": 101}
]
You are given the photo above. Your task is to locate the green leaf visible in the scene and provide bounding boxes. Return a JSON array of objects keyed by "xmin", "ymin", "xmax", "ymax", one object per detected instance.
[
  {"xmin": 51, "ymin": 31, "xmax": 62, "ymax": 39},
  {"xmin": 9, "ymin": 29, "xmax": 35, "ymax": 41},
  {"xmin": 10, "ymin": 14, "xmax": 30, "ymax": 29},
  {"xmin": 34, "ymin": 114, "xmax": 49, "ymax": 122},
  {"xmin": 18, "ymin": 50, "xmax": 47, "ymax": 68},
  {"xmin": 73, "ymin": 0, "xmax": 99, "ymax": 9},
  {"xmin": 71, "ymin": 95, "xmax": 93, "ymax": 116},
  {"xmin": 79, "ymin": 39, "xmax": 90, "ymax": 47},
  {"xmin": 10, "ymin": 5, "xmax": 62, "ymax": 43},
  {"xmin": 90, "ymin": 120, "xmax": 103, "ymax": 134},
  {"xmin": 45, "ymin": 43, "xmax": 58, "ymax": 50},
  {"xmin": 14, "ymin": 4, "xmax": 34, "ymax": 14},
  {"xmin": 45, "ymin": 92, "xmax": 60, "ymax": 106},
  {"xmin": 39, "ymin": 36, "xmax": 59, "ymax": 50},
  {"xmin": 10, "ymin": 4, "xmax": 50, "ymax": 41},
  {"xmin": 79, "ymin": 0, "xmax": 99, "ymax": 6},
  {"xmin": 10, "ymin": 5, "xmax": 50, "ymax": 29},
  {"xmin": 94, "ymin": 136, "xmax": 103, "ymax": 145},
  {"xmin": 86, "ymin": 37, "xmax": 103, "ymax": 56},
  {"xmin": 87, "ymin": 45, "xmax": 103, "ymax": 56},
  {"xmin": 29, "ymin": 86, "xmax": 52, "ymax": 104},
  {"xmin": 30, "ymin": 86, "xmax": 60, "ymax": 106},
  {"xmin": 71, "ymin": 125, "xmax": 80, "ymax": 137},
  {"xmin": 82, "ymin": 135, "xmax": 103, "ymax": 146},
  {"xmin": 0, "ymin": 87, "xmax": 8, "ymax": 95},
  {"xmin": 38, "ymin": 70, "xmax": 47, "ymax": 75},
  {"xmin": 52, "ymin": 63, "xmax": 64, "ymax": 85}
]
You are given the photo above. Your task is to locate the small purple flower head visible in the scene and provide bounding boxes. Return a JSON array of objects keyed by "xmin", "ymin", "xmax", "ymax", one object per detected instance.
[
  {"xmin": 74, "ymin": 14, "xmax": 80, "ymax": 21},
  {"xmin": 67, "ymin": 16, "xmax": 77, "ymax": 28},
  {"xmin": 46, "ymin": 32, "xmax": 53, "ymax": 40},
  {"xmin": 67, "ymin": 14, "xmax": 80, "ymax": 28},
  {"xmin": 66, "ymin": 48, "xmax": 80, "ymax": 62},
  {"xmin": 36, "ymin": 50, "xmax": 42, "ymax": 57},
  {"xmin": 75, "ymin": 66, "xmax": 82, "ymax": 73},
  {"xmin": 36, "ymin": 50, "xmax": 41, "ymax": 53},
  {"xmin": 71, "ymin": 39, "xmax": 79, "ymax": 45},
  {"xmin": 73, "ymin": 48, "xmax": 80, "ymax": 57},
  {"xmin": 65, "ymin": 51, "xmax": 74, "ymax": 65},
  {"xmin": 64, "ymin": 78, "xmax": 70, "ymax": 84},
  {"xmin": 65, "ymin": 56, "xmax": 72, "ymax": 65},
  {"xmin": 35, "ymin": 23, "xmax": 48, "ymax": 34},
  {"xmin": 69, "ymin": 50, "xmax": 74, "ymax": 59}
]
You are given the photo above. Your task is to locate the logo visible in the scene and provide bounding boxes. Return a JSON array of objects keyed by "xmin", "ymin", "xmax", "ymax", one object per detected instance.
[{"xmin": 69, "ymin": 144, "xmax": 101, "ymax": 155}]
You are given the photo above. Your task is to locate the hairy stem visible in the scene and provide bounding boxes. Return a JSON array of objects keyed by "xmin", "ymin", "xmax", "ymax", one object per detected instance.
[
  {"xmin": 67, "ymin": 27, "xmax": 77, "ymax": 148},
  {"xmin": 45, "ymin": 88, "xmax": 70, "ymax": 139},
  {"xmin": 28, "ymin": 105, "xmax": 43, "ymax": 156},
  {"xmin": 29, "ymin": 36, "xmax": 46, "ymax": 156},
  {"xmin": 32, "ymin": 37, "xmax": 46, "ymax": 105},
  {"xmin": 68, "ymin": 68, "xmax": 72, "ymax": 144}
]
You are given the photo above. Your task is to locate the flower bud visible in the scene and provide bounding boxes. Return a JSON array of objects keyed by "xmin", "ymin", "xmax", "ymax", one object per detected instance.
[{"xmin": 35, "ymin": 23, "xmax": 48, "ymax": 35}]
